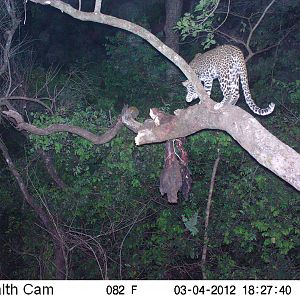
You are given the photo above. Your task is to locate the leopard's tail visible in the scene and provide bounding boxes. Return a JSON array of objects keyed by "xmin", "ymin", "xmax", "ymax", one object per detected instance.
[{"xmin": 239, "ymin": 61, "xmax": 275, "ymax": 116}]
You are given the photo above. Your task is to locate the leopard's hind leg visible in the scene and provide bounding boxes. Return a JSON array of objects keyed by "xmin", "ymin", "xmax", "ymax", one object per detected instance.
[
  {"xmin": 228, "ymin": 73, "xmax": 240, "ymax": 105},
  {"xmin": 214, "ymin": 75, "xmax": 232, "ymax": 110}
]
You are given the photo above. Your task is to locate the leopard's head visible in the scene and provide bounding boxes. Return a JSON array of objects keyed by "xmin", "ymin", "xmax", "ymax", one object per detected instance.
[{"xmin": 182, "ymin": 80, "xmax": 198, "ymax": 102}]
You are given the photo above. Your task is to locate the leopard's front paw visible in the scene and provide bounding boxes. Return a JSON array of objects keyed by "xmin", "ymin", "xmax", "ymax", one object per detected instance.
[{"xmin": 214, "ymin": 103, "xmax": 224, "ymax": 110}]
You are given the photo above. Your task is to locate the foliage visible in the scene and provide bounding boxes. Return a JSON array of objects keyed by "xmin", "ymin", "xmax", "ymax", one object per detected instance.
[
  {"xmin": 99, "ymin": 32, "xmax": 185, "ymax": 113},
  {"xmin": 176, "ymin": 0, "xmax": 218, "ymax": 49},
  {"xmin": 187, "ymin": 130, "xmax": 300, "ymax": 279}
]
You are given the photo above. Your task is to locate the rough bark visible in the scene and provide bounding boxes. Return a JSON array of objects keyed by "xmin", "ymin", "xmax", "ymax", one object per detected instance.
[
  {"xmin": 54, "ymin": 240, "xmax": 67, "ymax": 279},
  {"xmin": 133, "ymin": 105, "xmax": 300, "ymax": 191},
  {"xmin": 164, "ymin": 0, "xmax": 182, "ymax": 53},
  {"xmin": 6, "ymin": 101, "xmax": 300, "ymax": 191}
]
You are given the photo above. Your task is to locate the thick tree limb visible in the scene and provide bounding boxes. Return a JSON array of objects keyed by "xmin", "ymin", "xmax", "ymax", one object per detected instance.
[
  {"xmin": 135, "ymin": 105, "xmax": 300, "ymax": 191},
  {"xmin": 29, "ymin": 0, "xmax": 211, "ymax": 108},
  {"xmin": 3, "ymin": 103, "xmax": 300, "ymax": 193},
  {"xmin": 164, "ymin": 0, "xmax": 182, "ymax": 53},
  {"xmin": 164, "ymin": 0, "xmax": 183, "ymax": 80}
]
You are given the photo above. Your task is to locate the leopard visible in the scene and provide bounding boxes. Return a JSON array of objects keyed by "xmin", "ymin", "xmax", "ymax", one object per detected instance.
[{"xmin": 182, "ymin": 44, "xmax": 275, "ymax": 116}]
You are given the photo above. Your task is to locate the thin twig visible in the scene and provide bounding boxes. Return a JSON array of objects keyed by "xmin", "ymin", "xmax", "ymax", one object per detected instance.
[
  {"xmin": 201, "ymin": 151, "xmax": 221, "ymax": 280},
  {"xmin": 216, "ymin": 0, "xmax": 294, "ymax": 63},
  {"xmin": 0, "ymin": 96, "xmax": 53, "ymax": 112},
  {"xmin": 246, "ymin": 0, "xmax": 276, "ymax": 49}
]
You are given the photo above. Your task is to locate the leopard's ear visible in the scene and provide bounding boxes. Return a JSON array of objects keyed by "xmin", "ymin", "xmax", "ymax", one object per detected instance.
[{"xmin": 182, "ymin": 80, "xmax": 189, "ymax": 87}]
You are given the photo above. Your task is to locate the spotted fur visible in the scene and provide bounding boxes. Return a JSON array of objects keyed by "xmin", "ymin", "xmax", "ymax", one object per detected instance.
[{"xmin": 182, "ymin": 45, "xmax": 275, "ymax": 116}]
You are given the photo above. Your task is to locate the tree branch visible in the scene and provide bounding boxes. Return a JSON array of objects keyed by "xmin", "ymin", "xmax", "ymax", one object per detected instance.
[
  {"xmin": 0, "ymin": 0, "xmax": 20, "ymax": 76},
  {"xmin": 134, "ymin": 105, "xmax": 300, "ymax": 191},
  {"xmin": 94, "ymin": 0, "xmax": 103, "ymax": 13},
  {"xmin": 0, "ymin": 137, "xmax": 67, "ymax": 278},
  {"xmin": 2, "ymin": 107, "xmax": 138, "ymax": 145},
  {"xmin": 246, "ymin": 0, "xmax": 276, "ymax": 49},
  {"xmin": 37, "ymin": 149, "xmax": 68, "ymax": 190},
  {"xmin": 244, "ymin": 24, "xmax": 298, "ymax": 62},
  {"xmin": 28, "ymin": 0, "xmax": 211, "ymax": 109},
  {"xmin": 201, "ymin": 151, "xmax": 220, "ymax": 280},
  {"xmin": 0, "ymin": 96, "xmax": 53, "ymax": 113},
  {"xmin": 216, "ymin": 0, "xmax": 290, "ymax": 62}
]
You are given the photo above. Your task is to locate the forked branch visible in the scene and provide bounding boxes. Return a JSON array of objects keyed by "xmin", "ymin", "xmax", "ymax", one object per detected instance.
[
  {"xmin": 29, "ymin": 0, "xmax": 211, "ymax": 108},
  {"xmin": 0, "ymin": 0, "xmax": 20, "ymax": 76},
  {"xmin": 0, "ymin": 137, "xmax": 67, "ymax": 279},
  {"xmin": 216, "ymin": 0, "xmax": 294, "ymax": 62},
  {"xmin": 134, "ymin": 105, "xmax": 300, "ymax": 191}
]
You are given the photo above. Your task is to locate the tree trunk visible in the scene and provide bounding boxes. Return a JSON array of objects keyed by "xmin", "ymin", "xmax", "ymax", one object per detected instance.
[
  {"xmin": 164, "ymin": 0, "xmax": 183, "ymax": 80},
  {"xmin": 55, "ymin": 240, "xmax": 67, "ymax": 279}
]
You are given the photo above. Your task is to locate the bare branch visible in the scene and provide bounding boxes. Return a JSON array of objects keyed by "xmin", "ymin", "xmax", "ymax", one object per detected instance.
[
  {"xmin": 201, "ymin": 151, "xmax": 220, "ymax": 280},
  {"xmin": 0, "ymin": 137, "xmax": 67, "ymax": 279},
  {"xmin": 0, "ymin": 96, "xmax": 53, "ymax": 112},
  {"xmin": 217, "ymin": 0, "xmax": 289, "ymax": 62},
  {"xmin": 245, "ymin": 24, "xmax": 298, "ymax": 63},
  {"xmin": 0, "ymin": 139, "xmax": 47, "ymax": 224},
  {"xmin": 246, "ymin": 0, "xmax": 276, "ymax": 49},
  {"xmin": 94, "ymin": 0, "xmax": 102, "ymax": 13},
  {"xmin": 2, "ymin": 107, "xmax": 138, "ymax": 145},
  {"xmin": 28, "ymin": 0, "xmax": 211, "ymax": 109},
  {"xmin": 0, "ymin": 0, "xmax": 20, "ymax": 76}
]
